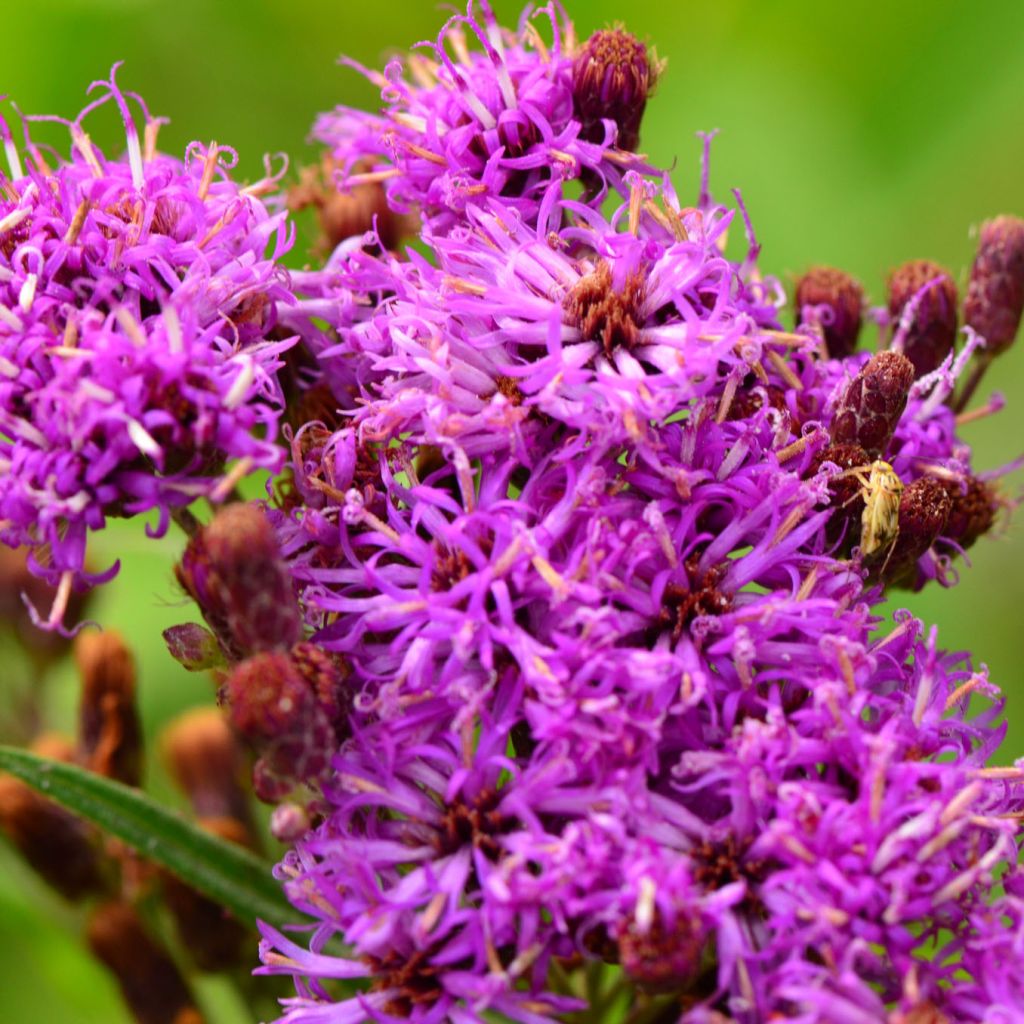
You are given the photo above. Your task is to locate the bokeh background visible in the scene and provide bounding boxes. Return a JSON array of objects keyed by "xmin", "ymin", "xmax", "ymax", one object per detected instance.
[{"xmin": 2, "ymin": 1, "xmax": 1024, "ymax": 1021}]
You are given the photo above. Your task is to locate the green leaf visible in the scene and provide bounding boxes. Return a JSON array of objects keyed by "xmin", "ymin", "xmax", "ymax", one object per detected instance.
[{"xmin": 0, "ymin": 745, "xmax": 293, "ymax": 932}]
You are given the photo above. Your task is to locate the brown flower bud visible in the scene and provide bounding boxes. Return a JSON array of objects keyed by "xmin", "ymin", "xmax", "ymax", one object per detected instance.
[
  {"xmin": 964, "ymin": 215, "xmax": 1024, "ymax": 355},
  {"xmin": 887, "ymin": 259, "xmax": 958, "ymax": 377},
  {"xmin": 883, "ymin": 478, "xmax": 952, "ymax": 587},
  {"xmin": 572, "ymin": 29, "xmax": 655, "ymax": 152},
  {"xmin": 175, "ymin": 503, "xmax": 302, "ymax": 663},
  {"xmin": 617, "ymin": 908, "xmax": 703, "ymax": 993},
  {"xmin": 288, "ymin": 641, "xmax": 351, "ymax": 734},
  {"xmin": 810, "ymin": 443, "xmax": 871, "ymax": 552},
  {"xmin": 75, "ymin": 631, "xmax": 143, "ymax": 787},
  {"xmin": 830, "ymin": 351, "xmax": 915, "ymax": 457},
  {"xmin": 224, "ymin": 652, "xmax": 334, "ymax": 802},
  {"xmin": 86, "ymin": 901, "xmax": 204, "ymax": 1024},
  {"xmin": 162, "ymin": 817, "xmax": 250, "ymax": 973},
  {"xmin": 161, "ymin": 709, "xmax": 253, "ymax": 827},
  {"xmin": 794, "ymin": 266, "xmax": 864, "ymax": 358},
  {"xmin": 942, "ymin": 475, "xmax": 997, "ymax": 552},
  {"xmin": 0, "ymin": 734, "xmax": 106, "ymax": 900}
]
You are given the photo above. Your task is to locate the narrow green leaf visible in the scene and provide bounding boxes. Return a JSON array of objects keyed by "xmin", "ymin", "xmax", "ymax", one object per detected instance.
[{"xmin": 0, "ymin": 745, "xmax": 293, "ymax": 932}]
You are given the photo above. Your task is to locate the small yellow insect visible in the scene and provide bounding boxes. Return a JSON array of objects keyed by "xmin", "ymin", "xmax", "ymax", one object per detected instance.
[{"xmin": 841, "ymin": 460, "xmax": 904, "ymax": 557}]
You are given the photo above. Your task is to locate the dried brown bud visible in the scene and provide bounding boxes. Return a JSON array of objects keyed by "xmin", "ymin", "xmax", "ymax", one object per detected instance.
[
  {"xmin": 175, "ymin": 503, "xmax": 302, "ymax": 663},
  {"xmin": 75, "ymin": 631, "xmax": 143, "ymax": 787},
  {"xmin": 830, "ymin": 351, "xmax": 915, "ymax": 457},
  {"xmin": 942, "ymin": 475, "xmax": 997, "ymax": 552},
  {"xmin": 224, "ymin": 651, "xmax": 334, "ymax": 802},
  {"xmin": 884, "ymin": 477, "xmax": 952, "ymax": 587},
  {"xmin": 161, "ymin": 708, "xmax": 253, "ymax": 827},
  {"xmin": 887, "ymin": 259, "xmax": 958, "ymax": 377},
  {"xmin": 0, "ymin": 735, "xmax": 105, "ymax": 900},
  {"xmin": 288, "ymin": 641, "xmax": 351, "ymax": 733},
  {"xmin": 572, "ymin": 28, "xmax": 654, "ymax": 152},
  {"xmin": 86, "ymin": 901, "xmax": 204, "ymax": 1024},
  {"xmin": 794, "ymin": 266, "xmax": 864, "ymax": 358},
  {"xmin": 162, "ymin": 817, "xmax": 250, "ymax": 973},
  {"xmin": 964, "ymin": 215, "xmax": 1024, "ymax": 355}
]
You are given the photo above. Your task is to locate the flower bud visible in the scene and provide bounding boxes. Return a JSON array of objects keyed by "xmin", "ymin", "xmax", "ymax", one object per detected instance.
[
  {"xmin": 86, "ymin": 901, "xmax": 204, "ymax": 1024},
  {"xmin": 162, "ymin": 817, "xmax": 251, "ymax": 972},
  {"xmin": 616, "ymin": 909, "xmax": 703, "ymax": 993},
  {"xmin": 223, "ymin": 651, "xmax": 335, "ymax": 802},
  {"xmin": 162, "ymin": 623, "xmax": 225, "ymax": 672},
  {"xmin": 161, "ymin": 708, "xmax": 253, "ymax": 827},
  {"xmin": 810, "ymin": 442, "xmax": 871, "ymax": 551},
  {"xmin": 175, "ymin": 503, "xmax": 302, "ymax": 663},
  {"xmin": 572, "ymin": 29, "xmax": 654, "ymax": 152},
  {"xmin": 882, "ymin": 478, "xmax": 952, "ymax": 587},
  {"xmin": 830, "ymin": 351, "xmax": 915, "ymax": 457},
  {"xmin": 887, "ymin": 259, "xmax": 958, "ymax": 377},
  {"xmin": 0, "ymin": 734, "xmax": 106, "ymax": 900},
  {"xmin": 942, "ymin": 475, "xmax": 997, "ymax": 552},
  {"xmin": 794, "ymin": 266, "xmax": 864, "ymax": 358},
  {"xmin": 964, "ymin": 215, "xmax": 1024, "ymax": 354},
  {"xmin": 270, "ymin": 802, "xmax": 311, "ymax": 843},
  {"xmin": 75, "ymin": 631, "xmax": 143, "ymax": 787}
]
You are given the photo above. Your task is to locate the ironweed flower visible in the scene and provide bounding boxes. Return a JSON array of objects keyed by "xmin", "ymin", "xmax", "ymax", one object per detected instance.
[
  {"xmin": 0, "ymin": 68, "xmax": 295, "ymax": 627},
  {"xmin": 254, "ymin": 7, "xmax": 1024, "ymax": 1017}
]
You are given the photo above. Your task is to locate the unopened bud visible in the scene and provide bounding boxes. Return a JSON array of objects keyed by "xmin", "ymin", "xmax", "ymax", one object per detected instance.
[
  {"xmin": 883, "ymin": 478, "xmax": 952, "ymax": 586},
  {"xmin": 224, "ymin": 652, "xmax": 334, "ymax": 802},
  {"xmin": 0, "ymin": 734, "xmax": 106, "ymax": 900},
  {"xmin": 161, "ymin": 709, "xmax": 253, "ymax": 827},
  {"xmin": 288, "ymin": 641, "xmax": 350, "ymax": 733},
  {"xmin": 86, "ymin": 901, "xmax": 204, "ymax": 1024},
  {"xmin": 810, "ymin": 443, "xmax": 871, "ymax": 552},
  {"xmin": 942, "ymin": 475, "xmax": 997, "ymax": 552},
  {"xmin": 162, "ymin": 817, "xmax": 250, "ymax": 973},
  {"xmin": 616, "ymin": 909, "xmax": 703, "ymax": 993},
  {"xmin": 964, "ymin": 215, "xmax": 1024, "ymax": 355},
  {"xmin": 75, "ymin": 631, "xmax": 142, "ymax": 787},
  {"xmin": 794, "ymin": 266, "xmax": 864, "ymax": 358},
  {"xmin": 175, "ymin": 504, "xmax": 302, "ymax": 663},
  {"xmin": 162, "ymin": 623, "xmax": 225, "ymax": 672},
  {"xmin": 572, "ymin": 29, "xmax": 654, "ymax": 152},
  {"xmin": 830, "ymin": 351, "xmax": 915, "ymax": 457},
  {"xmin": 888, "ymin": 259, "xmax": 958, "ymax": 377},
  {"xmin": 270, "ymin": 802, "xmax": 311, "ymax": 843}
]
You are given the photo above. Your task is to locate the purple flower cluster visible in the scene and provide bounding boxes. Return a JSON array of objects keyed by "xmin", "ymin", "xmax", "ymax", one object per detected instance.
[
  {"xmin": 246, "ymin": 6, "xmax": 1024, "ymax": 1023},
  {"xmin": 0, "ymin": 67, "xmax": 294, "ymax": 624}
]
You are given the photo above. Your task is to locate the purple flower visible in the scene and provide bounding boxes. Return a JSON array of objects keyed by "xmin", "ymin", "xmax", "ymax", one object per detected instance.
[{"xmin": 0, "ymin": 68, "xmax": 296, "ymax": 624}]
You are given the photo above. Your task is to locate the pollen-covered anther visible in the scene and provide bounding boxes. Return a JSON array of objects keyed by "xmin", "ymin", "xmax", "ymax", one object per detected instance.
[
  {"xmin": 794, "ymin": 266, "xmax": 864, "ymax": 358},
  {"xmin": 888, "ymin": 259, "xmax": 959, "ymax": 378},
  {"xmin": 964, "ymin": 215, "xmax": 1024, "ymax": 355},
  {"xmin": 565, "ymin": 261, "xmax": 646, "ymax": 357},
  {"xmin": 571, "ymin": 28, "xmax": 655, "ymax": 152},
  {"xmin": 830, "ymin": 351, "xmax": 915, "ymax": 457}
]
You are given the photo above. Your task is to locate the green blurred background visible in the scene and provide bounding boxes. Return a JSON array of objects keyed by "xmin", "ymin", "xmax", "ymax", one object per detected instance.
[{"xmin": 2, "ymin": 0, "xmax": 1024, "ymax": 1021}]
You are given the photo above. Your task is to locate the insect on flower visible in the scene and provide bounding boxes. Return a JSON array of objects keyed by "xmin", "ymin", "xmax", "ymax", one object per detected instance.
[{"xmin": 839, "ymin": 459, "xmax": 905, "ymax": 557}]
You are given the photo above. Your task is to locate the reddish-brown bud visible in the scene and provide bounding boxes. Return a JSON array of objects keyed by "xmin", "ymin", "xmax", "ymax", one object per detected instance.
[
  {"xmin": 86, "ymin": 902, "xmax": 204, "ymax": 1024},
  {"xmin": 810, "ymin": 443, "xmax": 871, "ymax": 552},
  {"xmin": 175, "ymin": 503, "xmax": 302, "ymax": 663},
  {"xmin": 162, "ymin": 817, "xmax": 250, "ymax": 972},
  {"xmin": 288, "ymin": 641, "xmax": 351, "ymax": 733},
  {"xmin": 75, "ymin": 631, "xmax": 143, "ymax": 787},
  {"xmin": 161, "ymin": 709, "xmax": 253, "ymax": 827},
  {"xmin": 964, "ymin": 215, "xmax": 1024, "ymax": 355},
  {"xmin": 887, "ymin": 259, "xmax": 958, "ymax": 377},
  {"xmin": 794, "ymin": 266, "xmax": 864, "ymax": 358},
  {"xmin": 942, "ymin": 475, "xmax": 998, "ymax": 552},
  {"xmin": 0, "ymin": 734, "xmax": 106, "ymax": 900},
  {"xmin": 616, "ymin": 909, "xmax": 703, "ymax": 993},
  {"xmin": 884, "ymin": 477, "xmax": 952, "ymax": 587},
  {"xmin": 572, "ymin": 29, "xmax": 654, "ymax": 152},
  {"xmin": 830, "ymin": 351, "xmax": 915, "ymax": 457},
  {"xmin": 223, "ymin": 652, "xmax": 334, "ymax": 802}
]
